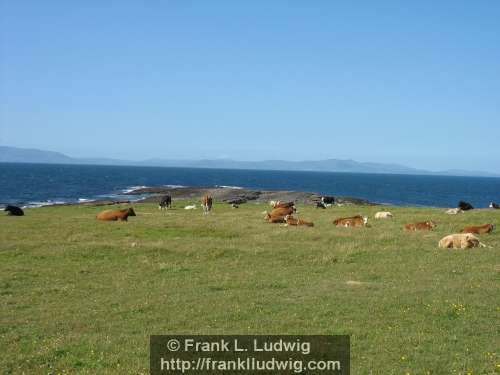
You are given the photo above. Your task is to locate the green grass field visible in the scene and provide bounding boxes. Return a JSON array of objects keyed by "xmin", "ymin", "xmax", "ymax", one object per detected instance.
[{"xmin": 1, "ymin": 202, "xmax": 499, "ymax": 374}]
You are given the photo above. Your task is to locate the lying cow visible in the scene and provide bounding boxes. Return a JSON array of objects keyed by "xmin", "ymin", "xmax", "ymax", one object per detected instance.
[
  {"xmin": 374, "ymin": 211, "xmax": 393, "ymax": 219},
  {"xmin": 272, "ymin": 201, "xmax": 295, "ymax": 209},
  {"xmin": 284, "ymin": 214, "xmax": 314, "ymax": 227},
  {"xmin": 264, "ymin": 206, "xmax": 295, "ymax": 223},
  {"xmin": 333, "ymin": 215, "xmax": 368, "ymax": 227},
  {"xmin": 201, "ymin": 195, "xmax": 213, "ymax": 214},
  {"xmin": 460, "ymin": 223, "xmax": 495, "ymax": 234},
  {"xmin": 438, "ymin": 233, "xmax": 486, "ymax": 249},
  {"xmin": 458, "ymin": 201, "xmax": 474, "ymax": 211},
  {"xmin": 404, "ymin": 221, "xmax": 436, "ymax": 231},
  {"xmin": 158, "ymin": 194, "xmax": 172, "ymax": 210},
  {"xmin": 445, "ymin": 208, "xmax": 463, "ymax": 215},
  {"xmin": 490, "ymin": 202, "xmax": 500, "ymax": 209},
  {"xmin": 96, "ymin": 207, "xmax": 136, "ymax": 221},
  {"xmin": 184, "ymin": 204, "xmax": 197, "ymax": 210},
  {"xmin": 4, "ymin": 205, "xmax": 24, "ymax": 216}
]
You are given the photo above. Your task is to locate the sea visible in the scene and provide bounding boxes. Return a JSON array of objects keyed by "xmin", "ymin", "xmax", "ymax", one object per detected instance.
[{"xmin": 1, "ymin": 162, "xmax": 499, "ymax": 208}]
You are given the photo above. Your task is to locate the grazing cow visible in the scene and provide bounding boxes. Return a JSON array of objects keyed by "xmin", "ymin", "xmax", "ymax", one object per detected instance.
[
  {"xmin": 438, "ymin": 233, "xmax": 486, "ymax": 249},
  {"xmin": 404, "ymin": 221, "xmax": 437, "ymax": 231},
  {"xmin": 284, "ymin": 215, "xmax": 314, "ymax": 227},
  {"xmin": 316, "ymin": 201, "xmax": 327, "ymax": 209},
  {"xmin": 445, "ymin": 208, "xmax": 463, "ymax": 215},
  {"xmin": 458, "ymin": 201, "xmax": 474, "ymax": 211},
  {"xmin": 374, "ymin": 211, "xmax": 393, "ymax": 219},
  {"xmin": 460, "ymin": 223, "xmax": 495, "ymax": 234},
  {"xmin": 264, "ymin": 206, "xmax": 295, "ymax": 223},
  {"xmin": 333, "ymin": 215, "xmax": 368, "ymax": 227},
  {"xmin": 96, "ymin": 207, "xmax": 136, "ymax": 221},
  {"xmin": 184, "ymin": 204, "xmax": 197, "ymax": 210},
  {"xmin": 490, "ymin": 202, "xmax": 500, "ymax": 209},
  {"xmin": 4, "ymin": 205, "xmax": 24, "ymax": 216},
  {"xmin": 201, "ymin": 195, "xmax": 213, "ymax": 214},
  {"xmin": 158, "ymin": 194, "xmax": 172, "ymax": 210},
  {"xmin": 321, "ymin": 196, "xmax": 335, "ymax": 205}
]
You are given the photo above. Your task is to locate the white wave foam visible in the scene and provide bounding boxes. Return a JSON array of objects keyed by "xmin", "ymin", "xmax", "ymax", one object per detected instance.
[
  {"xmin": 121, "ymin": 185, "xmax": 149, "ymax": 194},
  {"xmin": 78, "ymin": 198, "xmax": 94, "ymax": 202},
  {"xmin": 217, "ymin": 185, "xmax": 244, "ymax": 189},
  {"xmin": 163, "ymin": 184, "xmax": 185, "ymax": 188},
  {"xmin": 22, "ymin": 200, "xmax": 67, "ymax": 209}
]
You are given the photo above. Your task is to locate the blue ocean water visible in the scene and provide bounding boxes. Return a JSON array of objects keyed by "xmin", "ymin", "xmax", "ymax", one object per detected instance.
[{"xmin": 1, "ymin": 162, "xmax": 499, "ymax": 208}]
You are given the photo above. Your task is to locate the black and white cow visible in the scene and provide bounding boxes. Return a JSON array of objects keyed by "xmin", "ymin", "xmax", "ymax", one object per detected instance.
[
  {"xmin": 321, "ymin": 196, "xmax": 335, "ymax": 206},
  {"xmin": 158, "ymin": 195, "xmax": 172, "ymax": 210},
  {"xmin": 490, "ymin": 202, "xmax": 500, "ymax": 209}
]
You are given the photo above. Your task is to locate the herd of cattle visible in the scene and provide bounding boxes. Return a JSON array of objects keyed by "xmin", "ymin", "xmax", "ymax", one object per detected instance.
[{"xmin": 3, "ymin": 195, "xmax": 498, "ymax": 249}]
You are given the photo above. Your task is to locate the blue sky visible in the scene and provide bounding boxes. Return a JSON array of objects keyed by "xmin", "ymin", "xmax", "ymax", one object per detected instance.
[{"xmin": 1, "ymin": 1, "xmax": 500, "ymax": 172}]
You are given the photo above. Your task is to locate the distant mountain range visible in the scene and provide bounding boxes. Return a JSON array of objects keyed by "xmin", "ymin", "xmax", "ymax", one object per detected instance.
[{"xmin": 1, "ymin": 146, "xmax": 498, "ymax": 177}]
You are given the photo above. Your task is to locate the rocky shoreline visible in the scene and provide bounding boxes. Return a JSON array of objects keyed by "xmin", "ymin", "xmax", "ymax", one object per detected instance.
[{"xmin": 123, "ymin": 186, "xmax": 377, "ymax": 206}]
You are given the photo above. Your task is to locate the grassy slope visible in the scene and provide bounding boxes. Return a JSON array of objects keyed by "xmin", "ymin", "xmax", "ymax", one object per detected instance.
[{"xmin": 1, "ymin": 202, "xmax": 499, "ymax": 374}]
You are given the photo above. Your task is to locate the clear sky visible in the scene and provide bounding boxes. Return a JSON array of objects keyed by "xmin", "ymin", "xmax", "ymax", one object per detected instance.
[{"xmin": 1, "ymin": 1, "xmax": 499, "ymax": 172}]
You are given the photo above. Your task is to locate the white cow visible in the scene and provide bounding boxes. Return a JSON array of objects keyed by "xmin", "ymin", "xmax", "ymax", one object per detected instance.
[
  {"xmin": 445, "ymin": 208, "xmax": 463, "ymax": 215},
  {"xmin": 374, "ymin": 211, "xmax": 393, "ymax": 219},
  {"xmin": 184, "ymin": 205, "xmax": 197, "ymax": 210}
]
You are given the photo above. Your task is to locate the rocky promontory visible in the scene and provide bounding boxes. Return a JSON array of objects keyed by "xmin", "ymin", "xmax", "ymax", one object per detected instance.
[{"xmin": 124, "ymin": 186, "xmax": 376, "ymax": 206}]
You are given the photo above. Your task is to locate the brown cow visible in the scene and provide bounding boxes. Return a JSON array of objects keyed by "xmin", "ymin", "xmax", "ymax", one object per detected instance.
[
  {"xmin": 460, "ymin": 223, "xmax": 495, "ymax": 234},
  {"xmin": 264, "ymin": 206, "xmax": 295, "ymax": 223},
  {"xmin": 201, "ymin": 195, "xmax": 213, "ymax": 214},
  {"xmin": 273, "ymin": 201, "xmax": 295, "ymax": 209},
  {"xmin": 438, "ymin": 233, "xmax": 486, "ymax": 249},
  {"xmin": 404, "ymin": 221, "xmax": 437, "ymax": 231},
  {"xmin": 284, "ymin": 215, "xmax": 314, "ymax": 227},
  {"xmin": 333, "ymin": 215, "xmax": 368, "ymax": 227},
  {"xmin": 96, "ymin": 207, "xmax": 136, "ymax": 221}
]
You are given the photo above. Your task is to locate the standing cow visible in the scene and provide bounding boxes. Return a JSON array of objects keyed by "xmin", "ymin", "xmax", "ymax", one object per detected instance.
[
  {"xmin": 201, "ymin": 195, "xmax": 213, "ymax": 215},
  {"xmin": 158, "ymin": 194, "xmax": 172, "ymax": 210}
]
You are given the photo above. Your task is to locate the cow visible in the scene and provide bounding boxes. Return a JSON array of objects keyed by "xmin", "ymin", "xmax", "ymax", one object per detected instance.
[
  {"xmin": 201, "ymin": 195, "xmax": 213, "ymax": 214},
  {"xmin": 273, "ymin": 201, "xmax": 295, "ymax": 209},
  {"xmin": 490, "ymin": 202, "xmax": 500, "ymax": 209},
  {"xmin": 158, "ymin": 194, "xmax": 172, "ymax": 210},
  {"xmin": 96, "ymin": 207, "xmax": 136, "ymax": 221},
  {"xmin": 333, "ymin": 215, "xmax": 368, "ymax": 227},
  {"xmin": 438, "ymin": 233, "xmax": 486, "ymax": 249},
  {"xmin": 374, "ymin": 211, "xmax": 393, "ymax": 219},
  {"xmin": 458, "ymin": 201, "xmax": 474, "ymax": 211},
  {"xmin": 460, "ymin": 223, "xmax": 495, "ymax": 234},
  {"xmin": 284, "ymin": 215, "xmax": 314, "ymax": 227},
  {"xmin": 184, "ymin": 204, "xmax": 197, "ymax": 210},
  {"xmin": 404, "ymin": 221, "xmax": 437, "ymax": 231},
  {"xmin": 321, "ymin": 196, "xmax": 335, "ymax": 205},
  {"xmin": 445, "ymin": 208, "xmax": 463, "ymax": 215},
  {"xmin": 231, "ymin": 203, "xmax": 239, "ymax": 209},
  {"xmin": 4, "ymin": 205, "xmax": 24, "ymax": 216},
  {"xmin": 316, "ymin": 201, "xmax": 327, "ymax": 209},
  {"xmin": 264, "ymin": 206, "xmax": 295, "ymax": 223}
]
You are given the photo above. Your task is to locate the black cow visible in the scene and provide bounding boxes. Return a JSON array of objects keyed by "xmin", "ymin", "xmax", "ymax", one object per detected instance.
[
  {"xmin": 158, "ymin": 195, "xmax": 172, "ymax": 210},
  {"xmin": 490, "ymin": 202, "xmax": 500, "ymax": 209},
  {"xmin": 458, "ymin": 201, "xmax": 474, "ymax": 211},
  {"xmin": 4, "ymin": 205, "xmax": 24, "ymax": 216},
  {"xmin": 321, "ymin": 196, "xmax": 335, "ymax": 205},
  {"xmin": 316, "ymin": 201, "xmax": 327, "ymax": 209}
]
